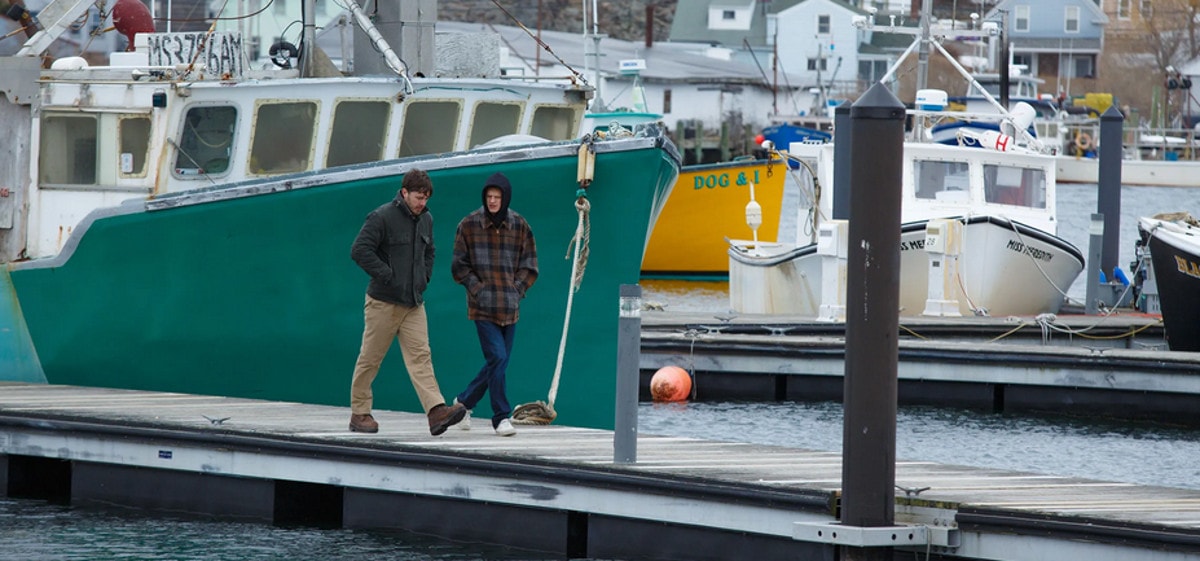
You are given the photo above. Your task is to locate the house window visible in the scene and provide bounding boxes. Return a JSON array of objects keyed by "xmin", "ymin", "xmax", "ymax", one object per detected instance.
[
  {"xmin": 858, "ymin": 59, "xmax": 889, "ymax": 83},
  {"xmin": 1140, "ymin": 0, "xmax": 1152, "ymax": 18},
  {"xmin": 1071, "ymin": 55, "xmax": 1095, "ymax": 78},
  {"xmin": 1118, "ymin": 0, "xmax": 1131, "ymax": 19},
  {"xmin": 723, "ymin": 10, "xmax": 735, "ymax": 20},
  {"xmin": 1065, "ymin": 6, "xmax": 1080, "ymax": 32},
  {"xmin": 663, "ymin": 89, "xmax": 672, "ymax": 113},
  {"xmin": 818, "ymin": 14, "xmax": 830, "ymax": 34},
  {"xmin": 808, "ymin": 58, "xmax": 828, "ymax": 71},
  {"xmin": 1014, "ymin": 5, "xmax": 1030, "ymax": 32}
]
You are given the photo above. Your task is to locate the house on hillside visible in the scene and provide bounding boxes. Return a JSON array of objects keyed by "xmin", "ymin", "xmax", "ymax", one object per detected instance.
[
  {"xmin": 983, "ymin": 0, "xmax": 1107, "ymax": 100},
  {"xmin": 668, "ymin": 0, "xmax": 911, "ymax": 117}
]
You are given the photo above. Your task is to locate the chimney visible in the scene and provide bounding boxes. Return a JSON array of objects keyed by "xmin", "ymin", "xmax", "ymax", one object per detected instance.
[{"xmin": 645, "ymin": 4, "xmax": 654, "ymax": 48}]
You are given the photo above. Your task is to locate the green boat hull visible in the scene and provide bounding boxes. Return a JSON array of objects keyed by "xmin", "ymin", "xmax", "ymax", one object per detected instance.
[{"xmin": 5, "ymin": 137, "xmax": 678, "ymax": 429}]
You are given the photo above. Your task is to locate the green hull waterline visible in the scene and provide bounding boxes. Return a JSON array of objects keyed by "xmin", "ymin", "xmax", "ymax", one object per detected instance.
[{"xmin": 7, "ymin": 140, "xmax": 678, "ymax": 430}]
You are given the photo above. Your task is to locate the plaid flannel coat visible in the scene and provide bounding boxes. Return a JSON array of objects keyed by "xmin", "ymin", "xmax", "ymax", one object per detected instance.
[{"xmin": 451, "ymin": 208, "xmax": 538, "ymax": 326}]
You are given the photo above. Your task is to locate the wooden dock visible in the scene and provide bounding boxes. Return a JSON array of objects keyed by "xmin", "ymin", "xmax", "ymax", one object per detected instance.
[
  {"xmin": 639, "ymin": 311, "xmax": 1200, "ymax": 424},
  {"xmin": 2, "ymin": 383, "xmax": 1199, "ymax": 560}
]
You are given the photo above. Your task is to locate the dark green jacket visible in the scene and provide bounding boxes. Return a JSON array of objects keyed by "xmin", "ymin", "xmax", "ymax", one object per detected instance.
[{"xmin": 351, "ymin": 195, "xmax": 434, "ymax": 307}]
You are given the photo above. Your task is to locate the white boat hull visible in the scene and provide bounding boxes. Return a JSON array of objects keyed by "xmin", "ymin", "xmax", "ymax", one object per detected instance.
[
  {"xmin": 729, "ymin": 216, "xmax": 1084, "ymax": 318},
  {"xmin": 1056, "ymin": 155, "xmax": 1200, "ymax": 188}
]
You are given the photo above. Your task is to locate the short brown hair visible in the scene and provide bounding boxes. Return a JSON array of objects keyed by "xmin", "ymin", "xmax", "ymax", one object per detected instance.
[{"xmin": 401, "ymin": 168, "xmax": 433, "ymax": 196}]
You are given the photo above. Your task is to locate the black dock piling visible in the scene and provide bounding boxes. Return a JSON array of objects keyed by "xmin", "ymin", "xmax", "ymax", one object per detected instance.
[
  {"xmin": 833, "ymin": 102, "xmax": 852, "ymax": 220},
  {"xmin": 841, "ymin": 82, "xmax": 906, "ymax": 561},
  {"xmin": 1098, "ymin": 105, "xmax": 1124, "ymax": 277}
]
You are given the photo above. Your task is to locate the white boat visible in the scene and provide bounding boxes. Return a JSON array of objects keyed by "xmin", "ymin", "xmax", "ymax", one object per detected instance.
[
  {"xmin": 1136, "ymin": 213, "xmax": 1200, "ymax": 351},
  {"xmin": 1055, "ymin": 127, "xmax": 1200, "ymax": 187},
  {"xmin": 726, "ymin": 16, "xmax": 1084, "ymax": 319}
]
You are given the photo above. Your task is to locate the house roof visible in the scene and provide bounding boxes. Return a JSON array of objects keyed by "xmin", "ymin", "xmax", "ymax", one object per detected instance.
[
  {"xmin": 436, "ymin": 20, "xmax": 803, "ymax": 87},
  {"xmin": 669, "ymin": 0, "xmax": 864, "ymax": 48}
]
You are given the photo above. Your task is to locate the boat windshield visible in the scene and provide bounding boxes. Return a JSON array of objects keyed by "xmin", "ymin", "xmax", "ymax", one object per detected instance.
[{"xmin": 983, "ymin": 164, "xmax": 1046, "ymax": 208}]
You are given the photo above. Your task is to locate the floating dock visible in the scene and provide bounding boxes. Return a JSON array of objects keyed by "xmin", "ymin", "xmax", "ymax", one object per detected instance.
[
  {"xmin": 639, "ymin": 311, "xmax": 1200, "ymax": 424},
  {"xmin": 2, "ymin": 384, "xmax": 1199, "ymax": 560}
]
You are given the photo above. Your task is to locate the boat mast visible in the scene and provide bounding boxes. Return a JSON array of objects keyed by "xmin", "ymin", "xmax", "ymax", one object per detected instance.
[
  {"xmin": 300, "ymin": 0, "xmax": 316, "ymax": 77},
  {"xmin": 583, "ymin": 0, "xmax": 605, "ymax": 111},
  {"xmin": 915, "ymin": 0, "xmax": 931, "ymax": 92}
]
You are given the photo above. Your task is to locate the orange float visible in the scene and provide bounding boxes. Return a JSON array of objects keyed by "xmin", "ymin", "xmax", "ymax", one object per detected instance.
[{"xmin": 650, "ymin": 366, "xmax": 692, "ymax": 402}]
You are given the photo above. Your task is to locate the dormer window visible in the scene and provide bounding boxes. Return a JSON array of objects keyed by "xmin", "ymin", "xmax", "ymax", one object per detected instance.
[
  {"xmin": 1014, "ymin": 5, "xmax": 1030, "ymax": 32},
  {"xmin": 723, "ymin": 10, "xmax": 735, "ymax": 20}
]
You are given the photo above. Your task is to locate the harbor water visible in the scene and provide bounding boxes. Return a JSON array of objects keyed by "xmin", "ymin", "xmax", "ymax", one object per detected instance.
[{"xmin": 3, "ymin": 183, "xmax": 1199, "ymax": 559}]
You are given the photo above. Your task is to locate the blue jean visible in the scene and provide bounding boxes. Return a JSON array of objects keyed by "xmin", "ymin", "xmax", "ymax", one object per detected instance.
[{"xmin": 457, "ymin": 320, "xmax": 515, "ymax": 428}]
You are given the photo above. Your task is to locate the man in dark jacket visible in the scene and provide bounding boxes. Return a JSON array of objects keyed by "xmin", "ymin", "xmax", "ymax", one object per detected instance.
[
  {"xmin": 348, "ymin": 168, "xmax": 466, "ymax": 435},
  {"xmin": 450, "ymin": 172, "xmax": 538, "ymax": 436}
]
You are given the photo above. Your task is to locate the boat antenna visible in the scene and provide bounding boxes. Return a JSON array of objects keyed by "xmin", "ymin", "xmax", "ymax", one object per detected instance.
[{"xmin": 489, "ymin": 0, "xmax": 587, "ymax": 86}]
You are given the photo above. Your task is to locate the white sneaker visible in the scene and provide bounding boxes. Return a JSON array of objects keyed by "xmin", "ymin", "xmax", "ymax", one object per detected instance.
[
  {"xmin": 454, "ymin": 398, "xmax": 471, "ymax": 431},
  {"xmin": 494, "ymin": 418, "xmax": 516, "ymax": 437}
]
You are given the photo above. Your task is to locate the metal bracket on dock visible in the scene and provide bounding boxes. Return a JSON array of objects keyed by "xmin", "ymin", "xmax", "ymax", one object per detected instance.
[{"xmin": 793, "ymin": 522, "xmax": 959, "ymax": 548}]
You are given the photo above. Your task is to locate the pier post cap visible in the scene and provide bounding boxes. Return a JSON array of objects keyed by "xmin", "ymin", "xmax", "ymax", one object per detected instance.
[
  {"xmin": 1100, "ymin": 104, "xmax": 1124, "ymax": 122},
  {"xmin": 850, "ymin": 82, "xmax": 905, "ymax": 120}
]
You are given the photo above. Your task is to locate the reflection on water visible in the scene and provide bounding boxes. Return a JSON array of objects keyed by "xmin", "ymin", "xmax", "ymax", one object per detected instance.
[
  {"xmin": 639, "ymin": 400, "xmax": 1200, "ymax": 491},
  {"xmin": 0, "ymin": 497, "xmax": 549, "ymax": 561}
]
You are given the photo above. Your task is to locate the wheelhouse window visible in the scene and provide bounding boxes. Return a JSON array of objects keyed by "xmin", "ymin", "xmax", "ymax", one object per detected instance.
[
  {"xmin": 399, "ymin": 100, "xmax": 461, "ymax": 157},
  {"xmin": 327, "ymin": 100, "xmax": 390, "ymax": 168},
  {"xmin": 119, "ymin": 115, "xmax": 152, "ymax": 177},
  {"xmin": 39, "ymin": 114, "xmax": 97, "ymax": 185},
  {"xmin": 984, "ymin": 164, "xmax": 1046, "ymax": 208},
  {"xmin": 249, "ymin": 101, "xmax": 317, "ymax": 175},
  {"xmin": 175, "ymin": 105, "xmax": 236, "ymax": 176},
  {"xmin": 913, "ymin": 160, "xmax": 970, "ymax": 201},
  {"xmin": 530, "ymin": 105, "xmax": 580, "ymax": 141},
  {"xmin": 468, "ymin": 102, "xmax": 522, "ymax": 149}
]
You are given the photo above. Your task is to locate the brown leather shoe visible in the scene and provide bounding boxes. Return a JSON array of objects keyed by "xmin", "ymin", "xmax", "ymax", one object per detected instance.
[
  {"xmin": 427, "ymin": 402, "xmax": 467, "ymax": 436},
  {"xmin": 349, "ymin": 413, "xmax": 379, "ymax": 433}
]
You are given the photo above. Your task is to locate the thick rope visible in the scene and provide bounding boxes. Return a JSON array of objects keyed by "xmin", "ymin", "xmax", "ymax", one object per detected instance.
[
  {"xmin": 548, "ymin": 197, "xmax": 590, "ymax": 406},
  {"xmin": 512, "ymin": 196, "xmax": 590, "ymax": 425}
]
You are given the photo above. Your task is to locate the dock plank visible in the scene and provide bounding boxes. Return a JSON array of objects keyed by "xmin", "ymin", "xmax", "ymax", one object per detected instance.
[{"xmin": 2, "ymin": 382, "xmax": 1199, "ymax": 559}]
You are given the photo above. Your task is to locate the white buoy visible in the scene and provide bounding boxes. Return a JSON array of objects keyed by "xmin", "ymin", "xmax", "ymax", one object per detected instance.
[{"xmin": 745, "ymin": 183, "xmax": 762, "ymax": 247}]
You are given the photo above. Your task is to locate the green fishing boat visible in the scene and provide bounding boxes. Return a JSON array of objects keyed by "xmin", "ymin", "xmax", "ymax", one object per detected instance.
[{"xmin": 0, "ymin": 1, "xmax": 679, "ymax": 429}]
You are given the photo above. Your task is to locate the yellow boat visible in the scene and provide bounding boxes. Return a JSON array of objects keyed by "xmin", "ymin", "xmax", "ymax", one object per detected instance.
[{"xmin": 642, "ymin": 156, "xmax": 789, "ymax": 276}]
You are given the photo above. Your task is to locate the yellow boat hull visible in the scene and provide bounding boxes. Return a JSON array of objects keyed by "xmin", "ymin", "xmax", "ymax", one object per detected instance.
[{"xmin": 642, "ymin": 158, "xmax": 788, "ymax": 275}]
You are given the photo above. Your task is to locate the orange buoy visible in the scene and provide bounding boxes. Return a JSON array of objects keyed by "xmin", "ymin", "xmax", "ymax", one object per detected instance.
[{"xmin": 650, "ymin": 366, "xmax": 692, "ymax": 402}]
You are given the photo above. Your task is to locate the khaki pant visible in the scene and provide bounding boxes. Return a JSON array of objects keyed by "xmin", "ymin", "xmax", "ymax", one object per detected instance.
[{"xmin": 350, "ymin": 295, "xmax": 444, "ymax": 415}]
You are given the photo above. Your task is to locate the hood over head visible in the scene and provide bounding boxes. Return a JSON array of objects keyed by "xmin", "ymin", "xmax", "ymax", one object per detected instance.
[{"xmin": 482, "ymin": 172, "xmax": 512, "ymax": 226}]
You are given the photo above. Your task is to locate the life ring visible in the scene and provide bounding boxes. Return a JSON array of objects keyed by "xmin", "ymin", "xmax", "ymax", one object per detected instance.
[{"xmin": 1075, "ymin": 131, "xmax": 1093, "ymax": 152}]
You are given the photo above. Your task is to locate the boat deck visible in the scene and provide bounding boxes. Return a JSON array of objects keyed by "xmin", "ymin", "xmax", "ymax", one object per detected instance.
[{"xmin": 1, "ymin": 383, "xmax": 1198, "ymax": 560}]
